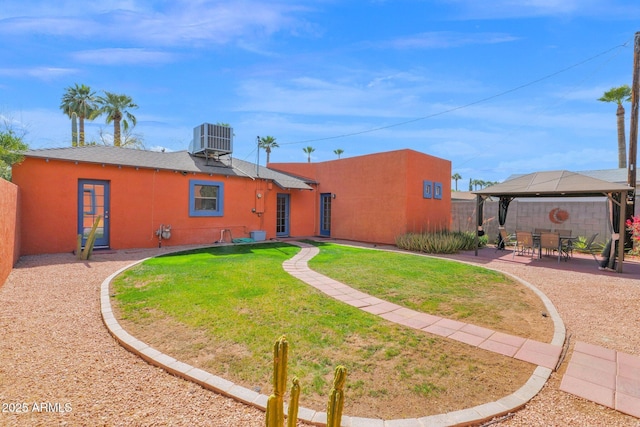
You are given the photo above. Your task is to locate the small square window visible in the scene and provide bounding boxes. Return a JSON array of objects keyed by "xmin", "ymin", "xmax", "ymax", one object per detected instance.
[
  {"xmin": 189, "ymin": 180, "xmax": 224, "ymax": 216},
  {"xmin": 434, "ymin": 182, "xmax": 443, "ymax": 200},
  {"xmin": 423, "ymin": 180, "xmax": 432, "ymax": 199}
]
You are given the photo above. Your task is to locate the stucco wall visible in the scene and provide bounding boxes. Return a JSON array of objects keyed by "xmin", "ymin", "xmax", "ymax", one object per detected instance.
[
  {"xmin": 451, "ymin": 198, "xmax": 612, "ymax": 244},
  {"xmin": 12, "ymin": 158, "xmax": 290, "ymax": 255},
  {"xmin": 271, "ymin": 149, "xmax": 451, "ymax": 244},
  {"xmin": 0, "ymin": 178, "xmax": 20, "ymax": 286}
]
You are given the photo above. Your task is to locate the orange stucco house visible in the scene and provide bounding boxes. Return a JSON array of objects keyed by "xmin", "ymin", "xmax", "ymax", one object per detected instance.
[
  {"xmin": 12, "ymin": 126, "xmax": 451, "ymax": 255},
  {"xmin": 269, "ymin": 149, "xmax": 451, "ymax": 245}
]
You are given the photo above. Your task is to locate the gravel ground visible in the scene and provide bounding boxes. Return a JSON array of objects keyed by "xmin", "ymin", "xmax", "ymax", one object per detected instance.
[{"xmin": 0, "ymin": 245, "xmax": 639, "ymax": 426}]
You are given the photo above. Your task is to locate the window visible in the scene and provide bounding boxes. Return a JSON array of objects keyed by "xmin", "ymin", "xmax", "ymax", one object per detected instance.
[
  {"xmin": 434, "ymin": 182, "xmax": 443, "ymax": 200},
  {"xmin": 423, "ymin": 180, "xmax": 432, "ymax": 199},
  {"xmin": 83, "ymin": 188, "xmax": 96, "ymax": 215},
  {"xmin": 189, "ymin": 180, "xmax": 224, "ymax": 216}
]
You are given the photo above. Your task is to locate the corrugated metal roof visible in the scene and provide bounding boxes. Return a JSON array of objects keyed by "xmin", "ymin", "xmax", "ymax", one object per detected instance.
[{"xmin": 24, "ymin": 146, "xmax": 313, "ymax": 190}]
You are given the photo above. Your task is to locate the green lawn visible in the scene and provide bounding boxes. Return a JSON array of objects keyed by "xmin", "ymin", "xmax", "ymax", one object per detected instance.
[
  {"xmin": 111, "ymin": 242, "xmax": 544, "ymax": 418},
  {"xmin": 307, "ymin": 242, "xmax": 549, "ymax": 338}
]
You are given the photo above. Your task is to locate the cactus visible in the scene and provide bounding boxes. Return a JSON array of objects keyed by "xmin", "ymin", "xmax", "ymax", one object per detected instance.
[
  {"xmin": 266, "ymin": 335, "xmax": 289, "ymax": 427},
  {"xmin": 265, "ymin": 336, "xmax": 346, "ymax": 427},
  {"xmin": 326, "ymin": 366, "xmax": 347, "ymax": 427},
  {"xmin": 71, "ymin": 112, "xmax": 78, "ymax": 147},
  {"xmin": 286, "ymin": 377, "xmax": 300, "ymax": 427},
  {"xmin": 80, "ymin": 215, "xmax": 102, "ymax": 260},
  {"xmin": 76, "ymin": 233, "xmax": 83, "ymax": 260}
]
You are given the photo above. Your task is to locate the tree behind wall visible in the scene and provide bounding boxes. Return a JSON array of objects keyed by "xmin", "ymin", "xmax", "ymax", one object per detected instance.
[
  {"xmin": 303, "ymin": 146, "xmax": 315, "ymax": 163},
  {"xmin": 0, "ymin": 125, "xmax": 28, "ymax": 181},
  {"xmin": 452, "ymin": 173, "xmax": 462, "ymax": 191},
  {"xmin": 95, "ymin": 91, "xmax": 138, "ymax": 147},
  {"xmin": 60, "ymin": 83, "xmax": 98, "ymax": 146},
  {"xmin": 259, "ymin": 136, "xmax": 279, "ymax": 164},
  {"xmin": 598, "ymin": 85, "xmax": 631, "ymax": 168}
]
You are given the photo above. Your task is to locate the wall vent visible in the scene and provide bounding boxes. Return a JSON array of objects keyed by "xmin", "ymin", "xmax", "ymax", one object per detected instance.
[{"xmin": 189, "ymin": 123, "xmax": 233, "ymax": 157}]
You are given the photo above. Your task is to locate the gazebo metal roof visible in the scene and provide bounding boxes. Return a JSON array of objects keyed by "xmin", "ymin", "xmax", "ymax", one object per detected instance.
[
  {"xmin": 473, "ymin": 170, "xmax": 633, "ymax": 198},
  {"xmin": 472, "ymin": 170, "xmax": 633, "ymax": 273}
]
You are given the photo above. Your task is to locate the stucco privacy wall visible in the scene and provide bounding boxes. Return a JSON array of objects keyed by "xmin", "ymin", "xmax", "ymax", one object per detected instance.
[
  {"xmin": 271, "ymin": 149, "xmax": 451, "ymax": 244},
  {"xmin": 451, "ymin": 198, "xmax": 612, "ymax": 244},
  {"xmin": 12, "ymin": 157, "xmax": 304, "ymax": 255},
  {"xmin": 0, "ymin": 178, "xmax": 20, "ymax": 286}
]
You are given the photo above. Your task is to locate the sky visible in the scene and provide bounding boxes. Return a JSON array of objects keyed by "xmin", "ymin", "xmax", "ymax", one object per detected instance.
[{"xmin": 1, "ymin": 0, "xmax": 640, "ymax": 186}]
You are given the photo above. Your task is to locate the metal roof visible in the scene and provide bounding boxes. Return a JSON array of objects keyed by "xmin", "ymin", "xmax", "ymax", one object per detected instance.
[
  {"xmin": 24, "ymin": 146, "xmax": 313, "ymax": 190},
  {"xmin": 505, "ymin": 168, "xmax": 634, "ymax": 186},
  {"xmin": 473, "ymin": 170, "xmax": 633, "ymax": 198}
]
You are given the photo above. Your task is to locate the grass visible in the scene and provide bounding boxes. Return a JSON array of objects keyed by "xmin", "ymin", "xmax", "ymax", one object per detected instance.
[
  {"xmin": 111, "ymin": 242, "xmax": 549, "ymax": 419},
  {"xmin": 306, "ymin": 242, "xmax": 550, "ymax": 338}
]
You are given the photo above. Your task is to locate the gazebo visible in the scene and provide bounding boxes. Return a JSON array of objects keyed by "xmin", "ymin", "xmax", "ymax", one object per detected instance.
[{"xmin": 472, "ymin": 170, "xmax": 634, "ymax": 273}]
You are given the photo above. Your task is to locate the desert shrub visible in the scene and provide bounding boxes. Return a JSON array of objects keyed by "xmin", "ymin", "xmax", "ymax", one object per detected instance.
[
  {"xmin": 395, "ymin": 230, "xmax": 486, "ymax": 254},
  {"xmin": 571, "ymin": 235, "xmax": 604, "ymax": 254}
]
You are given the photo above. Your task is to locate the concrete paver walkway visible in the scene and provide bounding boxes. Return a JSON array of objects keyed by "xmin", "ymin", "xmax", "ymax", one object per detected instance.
[
  {"xmin": 100, "ymin": 240, "xmax": 640, "ymax": 426},
  {"xmin": 282, "ymin": 244, "xmax": 563, "ymax": 370},
  {"xmin": 560, "ymin": 341, "xmax": 640, "ymax": 418}
]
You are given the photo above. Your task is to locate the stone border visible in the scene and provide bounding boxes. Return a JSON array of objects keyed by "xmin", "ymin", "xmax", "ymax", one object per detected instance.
[{"xmin": 100, "ymin": 243, "xmax": 566, "ymax": 427}]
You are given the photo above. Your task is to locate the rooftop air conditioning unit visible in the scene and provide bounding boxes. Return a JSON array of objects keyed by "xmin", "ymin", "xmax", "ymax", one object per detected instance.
[{"xmin": 189, "ymin": 123, "xmax": 233, "ymax": 157}]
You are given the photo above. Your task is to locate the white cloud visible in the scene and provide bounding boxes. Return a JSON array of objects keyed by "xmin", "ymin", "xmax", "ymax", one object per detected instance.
[
  {"xmin": 443, "ymin": 0, "xmax": 638, "ymax": 19},
  {"xmin": 377, "ymin": 31, "xmax": 519, "ymax": 50},
  {"xmin": 0, "ymin": 67, "xmax": 78, "ymax": 80},
  {"xmin": 0, "ymin": 1, "xmax": 313, "ymax": 48},
  {"xmin": 71, "ymin": 48, "xmax": 179, "ymax": 66},
  {"xmin": 235, "ymin": 70, "xmax": 470, "ymax": 119}
]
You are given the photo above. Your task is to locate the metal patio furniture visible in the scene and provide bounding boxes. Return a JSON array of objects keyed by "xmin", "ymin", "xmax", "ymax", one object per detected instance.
[
  {"xmin": 539, "ymin": 232, "xmax": 566, "ymax": 263},
  {"xmin": 513, "ymin": 231, "xmax": 537, "ymax": 259}
]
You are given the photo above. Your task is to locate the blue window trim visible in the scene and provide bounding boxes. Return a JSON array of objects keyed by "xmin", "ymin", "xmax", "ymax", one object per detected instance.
[
  {"xmin": 423, "ymin": 180, "xmax": 432, "ymax": 199},
  {"xmin": 189, "ymin": 179, "xmax": 224, "ymax": 217},
  {"xmin": 434, "ymin": 182, "xmax": 443, "ymax": 200}
]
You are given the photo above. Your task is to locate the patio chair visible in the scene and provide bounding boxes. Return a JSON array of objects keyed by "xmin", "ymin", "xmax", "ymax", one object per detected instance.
[
  {"xmin": 513, "ymin": 231, "xmax": 536, "ymax": 259},
  {"xmin": 496, "ymin": 228, "xmax": 516, "ymax": 252},
  {"xmin": 582, "ymin": 233, "xmax": 600, "ymax": 266},
  {"xmin": 539, "ymin": 232, "xmax": 563, "ymax": 263},
  {"xmin": 556, "ymin": 229, "xmax": 573, "ymax": 258},
  {"xmin": 534, "ymin": 228, "xmax": 550, "ymax": 234}
]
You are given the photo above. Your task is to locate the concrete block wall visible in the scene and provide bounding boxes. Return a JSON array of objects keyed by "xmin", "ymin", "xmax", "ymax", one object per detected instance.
[{"xmin": 452, "ymin": 199, "xmax": 611, "ymax": 245}]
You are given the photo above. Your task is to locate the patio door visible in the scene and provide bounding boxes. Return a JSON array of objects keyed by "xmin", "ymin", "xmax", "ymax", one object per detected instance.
[
  {"xmin": 276, "ymin": 194, "xmax": 290, "ymax": 237},
  {"xmin": 320, "ymin": 193, "xmax": 331, "ymax": 237},
  {"xmin": 78, "ymin": 179, "xmax": 110, "ymax": 248}
]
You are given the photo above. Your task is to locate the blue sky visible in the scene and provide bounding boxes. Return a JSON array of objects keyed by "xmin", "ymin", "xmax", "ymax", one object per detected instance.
[{"xmin": 1, "ymin": 1, "xmax": 639, "ymax": 185}]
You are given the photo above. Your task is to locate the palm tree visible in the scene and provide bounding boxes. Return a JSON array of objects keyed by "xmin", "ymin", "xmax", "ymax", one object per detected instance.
[
  {"xmin": 303, "ymin": 146, "xmax": 315, "ymax": 163},
  {"xmin": 598, "ymin": 85, "xmax": 631, "ymax": 168},
  {"xmin": 258, "ymin": 136, "xmax": 279, "ymax": 164},
  {"xmin": 60, "ymin": 83, "xmax": 97, "ymax": 146},
  {"xmin": 334, "ymin": 148, "xmax": 344, "ymax": 159},
  {"xmin": 95, "ymin": 91, "xmax": 138, "ymax": 147},
  {"xmin": 451, "ymin": 173, "xmax": 462, "ymax": 191},
  {"xmin": 472, "ymin": 179, "xmax": 486, "ymax": 190}
]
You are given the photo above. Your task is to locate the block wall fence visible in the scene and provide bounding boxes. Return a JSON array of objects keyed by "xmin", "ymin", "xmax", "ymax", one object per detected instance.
[
  {"xmin": 0, "ymin": 178, "xmax": 20, "ymax": 286},
  {"xmin": 451, "ymin": 198, "xmax": 622, "ymax": 245}
]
